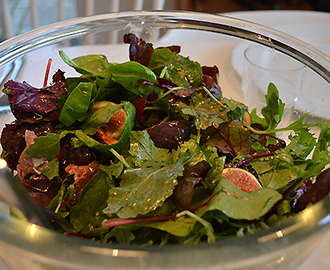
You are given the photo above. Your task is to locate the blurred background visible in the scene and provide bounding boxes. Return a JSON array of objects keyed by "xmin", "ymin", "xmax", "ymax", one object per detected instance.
[{"xmin": 0, "ymin": 0, "xmax": 329, "ymax": 42}]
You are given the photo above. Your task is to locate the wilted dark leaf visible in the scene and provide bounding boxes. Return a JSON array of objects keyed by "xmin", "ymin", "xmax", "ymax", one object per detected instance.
[
  {"xmin": 292, "ymin": 168, "xmax": 330, "ymax": 213},
  {"xmin": 147, "ymin": 120, "xmax": 192, "ymax": 149},
  {"xmin": 202, "ymin": 65, "xmax": 219, "ymax": 82},
  {"xmin": 172, "ymin": 161, "xmax": 211, "ymax": 211},
  {"xmin": 1, "ymin": 121, "xmax": 55, "ymax": 170}
]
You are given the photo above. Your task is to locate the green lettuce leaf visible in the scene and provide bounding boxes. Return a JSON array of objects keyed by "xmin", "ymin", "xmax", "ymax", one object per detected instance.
[
  {"xmin": 206, "ymin": 178, "xmax": 282, "ymax": 220},
  {"xmin": 41, "ymin": 159, "xmax": 59, "ymax": 180},
  {"xmin": 149, "ymin": 47, "xmax": 173, "ymax": 72},
  {"xmin": 59, "ymin": 82, "xmax": 94, "ymax": 127},
  {"xmin": 81, "ymin": 102, "xmax": 123, "ymax": 135},
  {"xmin": 109, "ymin": 61, "xmax": 159, "ymax": 96},
  {"xmin": 70, "ymin": 171, "xmax": 115, "ymax": 233},
  {"xmin": 59, "ymin": 51, "xmax": 109, "ymax": 75}
]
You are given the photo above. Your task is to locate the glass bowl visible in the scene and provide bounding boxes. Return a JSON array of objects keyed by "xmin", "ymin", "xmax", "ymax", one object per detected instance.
[{"xmin": 0, "ymin": 10, "xmax": 330, "ymax": 270}]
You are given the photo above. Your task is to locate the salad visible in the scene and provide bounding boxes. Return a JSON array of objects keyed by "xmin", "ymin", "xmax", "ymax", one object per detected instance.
[{"xmin": 1, "ymin": 33, "xmax": 330, "ymax": 246}]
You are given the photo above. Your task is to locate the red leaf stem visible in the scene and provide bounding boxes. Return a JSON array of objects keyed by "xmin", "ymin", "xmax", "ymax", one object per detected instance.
[
  {"xmin": 55, "ymin": 136, "xmax": 71, "ymax": 161},
  {"xmin": 143, "ymin": 81, "xmax": 173, "ymax": 90},
  {"xmin": 216, "ymin": 129, "xmax": 238, "ymax": 156},
  {"xmin": 43, "ymin": 58, "xmax": 52, "ymax": 87},
  {"xmin": 102, "ymin": 214, "xmax": 174, "ymax": 228},
  {"xmin": 233, "ymin": 152, "xmax": 274, "ymax": 168}
]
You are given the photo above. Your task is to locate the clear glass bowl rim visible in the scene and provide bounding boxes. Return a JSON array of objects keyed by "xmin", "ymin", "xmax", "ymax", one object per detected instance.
[{"xmin": 0, "ymin": 10, "xmax": 330, "ymax": 269}]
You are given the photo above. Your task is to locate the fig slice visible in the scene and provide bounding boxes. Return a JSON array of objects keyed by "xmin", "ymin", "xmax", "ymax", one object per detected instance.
[
  {"xmin": 93, "ymin": 101, "xmax": 127, "ymax": 145},
  {"xmin": 222, "ymin": 168, "xmax": 261, "ymax": 192}
]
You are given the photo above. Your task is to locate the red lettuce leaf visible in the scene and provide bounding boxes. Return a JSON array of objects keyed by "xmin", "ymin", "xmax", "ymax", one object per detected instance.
[
  {"xmin": 4, "ymin": 70, "xmax": 67, "ymax": 121},
  {"xmin": 123, "ymin": 33, "xmax": 154, "ymax": 67},
  {"xmin": 205, "ymin": 120, "xmax": 252, "ymax": 156},
  {"xmin": 1, "ymin": 121, "xmax": 55, "ymax": 170}
]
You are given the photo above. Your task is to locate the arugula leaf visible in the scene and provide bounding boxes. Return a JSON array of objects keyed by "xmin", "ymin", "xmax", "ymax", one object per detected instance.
[
  {"xmin": 166, "ymin": 53, "xmax": 203, "ymax": 88},
  {"xmin": 145, "ymin": 215, "xmax": 196, "ymax": 237},
  {"xmin": 176, "ymin": 93, "xmax": 228, "ymax": 130},
  {"xmin": 98, "ymin": 162, "xmax": 124, "ymax": 179},
  {"xmin": 204, "ymin": 157, "xmax": 225, "ymax": 186},
  {"xmin": 103, "ymin": 156, "xmax": 186, "ymax": 219},
  {"xmin": 41, "ymin": 159, "xmax": 59, "ymax": 180},
  {"xmin": 47, "ymin": 180, "xmax": 67, "ymax": 213},
  {"xmin": 200, "ymin": 145, "xmax": 219, "ymax": 166},
  {"xmin": 261, "ymin": 83, "xmax": 285, "ymax": 130},
  {"xmin": 284, "ymin": 115, "xmax": 318, "ymax": 155},
  {"xmin": 223, "ymin": 97, "xmax": 248, "ymax": 122},
  {"xmin": 250, "ymin": 149, "xmax": 309, "ymax": 189},
  {"xmin": 312, "ymin": 123, "xmax": 330, "ymax": 160},
  {"xmin": 59, "ymin": 82, "xmax": 94, "ymax": 126},
  {"xmin": 206, "ymin": 178, "xmax": 282, "ymax": 220},
  {"xmin": 223, "ymin": 97, "xmax": 248, "ymax": 111},
  {"xmin": 128, "ymin": 130, "xmax": 170, "ymax": 167},
  {"xmin": 298, "ymin": 123, "xmax": 330, "ymax": 180},
  {"xmin": 227, "ymin": 107, "xmax": 247, "ymax": 122},
  {"xmin": 173, "ymin": 139, "xmax": 205, "ymax": 166},
  {"xmin": 250, "ymin": 108, "xmax": 268, "ymax": 128},
  {"xmin": 102, "ymin": 226, "xmax": 136, "ymax": 244},
  {"xmin": 25, "ymin": 133, "xmax": 61, "ymax": 160}
]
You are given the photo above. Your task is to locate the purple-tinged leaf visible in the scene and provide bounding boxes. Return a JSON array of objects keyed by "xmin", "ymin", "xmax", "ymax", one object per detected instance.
[
  {"xmin": 4, "ymin": 70, "xmax": 67, "ymax": 120},
  {"xmin": 123, "ymin": 33, "xmax": 154, "ymax": 67},
  {"xmin": 203, "ymin": 74, "xmax": 222, "ymax": 101},
  {"xmin": 22, "ymin": 174, "xmax": 61, "ymax": 208},
  {"xmin": 205, "ymin": 120, "xmax": 252, "ymax": 156}
]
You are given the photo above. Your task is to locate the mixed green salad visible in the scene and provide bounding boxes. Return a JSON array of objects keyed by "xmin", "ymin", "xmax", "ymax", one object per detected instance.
[{"xmin": 1, "ymin": 33, "xmax": 330, "ymax": 245}]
